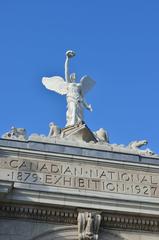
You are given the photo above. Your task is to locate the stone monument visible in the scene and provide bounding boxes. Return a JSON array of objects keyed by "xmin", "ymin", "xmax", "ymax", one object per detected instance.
[
  {"xmin": 0, "ymin": 50, "xmax": 159, "ymax": 240},
  {"xmin": 42, "ymin": 50, "xmax": 94, "ymax": 127}
]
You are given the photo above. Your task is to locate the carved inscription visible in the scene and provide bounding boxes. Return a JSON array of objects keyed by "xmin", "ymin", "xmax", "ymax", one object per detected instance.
[{"xmin": 0, "ymin": 157, "xmax": 159, "ymax": 198}]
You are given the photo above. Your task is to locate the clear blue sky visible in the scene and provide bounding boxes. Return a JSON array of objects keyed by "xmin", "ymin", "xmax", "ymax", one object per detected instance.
[{"xmin": 0, "ymin": 1, "xmax": 159, "ymax": 153}]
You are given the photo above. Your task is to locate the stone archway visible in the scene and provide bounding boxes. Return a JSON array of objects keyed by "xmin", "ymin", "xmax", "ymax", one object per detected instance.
[
  {"xmin": 30, "ymin": 225, "xmax": 78, "ymax": 240},
  {"xmin": 30, "ymin": 226, "xmax": 126, "ymax": 240}
]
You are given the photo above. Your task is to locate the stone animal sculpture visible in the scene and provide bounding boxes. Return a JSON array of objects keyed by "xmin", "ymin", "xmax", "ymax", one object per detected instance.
[
  {"xmin": 128, "ymin": 140, "xmax": 154, "ymax": 155},
  {"xmin": 2, "ymin": 126, "xmax": 27, "ymax": 141}
]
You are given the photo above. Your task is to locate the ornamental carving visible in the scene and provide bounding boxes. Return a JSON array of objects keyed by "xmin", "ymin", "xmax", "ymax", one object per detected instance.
[{"xmin": 78, "ymin": 212, "xmax": 101, "ymax": 240}]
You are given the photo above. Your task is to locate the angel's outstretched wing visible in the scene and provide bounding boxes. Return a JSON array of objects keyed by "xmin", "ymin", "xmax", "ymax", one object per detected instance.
[
  {"xmin": 80, "ymin": 75, "xmax": 95, "ymax": 95},
  {"xmin": 42, "ymin": 76, "xmax": 68, "ymax": 95}
]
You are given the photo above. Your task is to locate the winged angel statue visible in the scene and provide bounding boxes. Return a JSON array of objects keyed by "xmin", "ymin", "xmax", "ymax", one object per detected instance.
[{"xmin": 42, "ymin": 50, "xmax": 95, "ymax": 127}]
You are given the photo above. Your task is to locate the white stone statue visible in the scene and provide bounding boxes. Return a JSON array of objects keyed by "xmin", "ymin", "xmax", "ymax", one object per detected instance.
[
  {"xmin": 42, "ymin": 50, "xmax": 95, "ymax": 127},
  {"xmin": 48, "ymin": 122, "xmax": 61, "ymax": 137},
  {"xmin": 78, "ymin": 211, "xmax": 101, "ymax": 240},
  {"xmin": 94, "ymin": 128, "xmax": 109, "ymax": 143}
]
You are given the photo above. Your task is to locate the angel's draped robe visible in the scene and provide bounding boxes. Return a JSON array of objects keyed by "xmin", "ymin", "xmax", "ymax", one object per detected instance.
[{"xmin": 66, "ymin": 82, "xmax": 83, "ymax": 127}]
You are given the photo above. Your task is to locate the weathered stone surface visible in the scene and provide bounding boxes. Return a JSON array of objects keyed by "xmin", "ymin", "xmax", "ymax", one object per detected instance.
[
  {"xmin": 78, "ymin": 211, "xmax": 101, "ymax": 240},
  {"xmin": 1, "ymin": 154, "xmax": 159, "ymax": 199},
  {"xmin": 0, "ymin": 218, "xmax": 159, "ymax": 240},
  {"xmin": 2, "ymin": 125, "xmax": 156, "ymax": 157},
  {"xmin": 0, "ymin": 138, "xmax": 159, "ymax": 239}
]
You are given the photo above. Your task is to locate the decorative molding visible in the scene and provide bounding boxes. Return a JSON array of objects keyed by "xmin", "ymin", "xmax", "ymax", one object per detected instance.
[
  {"xmin": 102, "ymin": 213, "xmax": 159, "ymax": 232},
  {"xmin": 0, "ymin": 203, "xmax": 77, "ymax": 224},
  {"xmin": 1, "ymin": 203, "xmax": 159, "ymax": 232}
]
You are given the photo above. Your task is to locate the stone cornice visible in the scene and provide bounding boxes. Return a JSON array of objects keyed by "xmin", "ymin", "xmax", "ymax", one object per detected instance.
[
  {"xmin": 1, "ymin": 141, "xmax": 159, "ymax": 172},
  {"xmin": 0, "ymin": 202, "xmax": 159, "ymax": 232},
  {"xmin": 1, "ymin": 138, "xmax": 159, "ymax": 166},
  {"xmin": 0, "ymin": 202, "xmax": 77, "ymax": 224},
  {"xmin": 0, "ymin": 180, "xmax": 13, "ymax": 195},
  {"xmin": 102, "ymin": 213, "xmax": 159, "ymax": 232}
]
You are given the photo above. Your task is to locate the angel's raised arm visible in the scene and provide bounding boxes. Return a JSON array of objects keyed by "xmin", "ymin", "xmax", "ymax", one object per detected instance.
[{"xmin": 65, "ymin": 55, "xmax": 70, "ymax": 83}]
